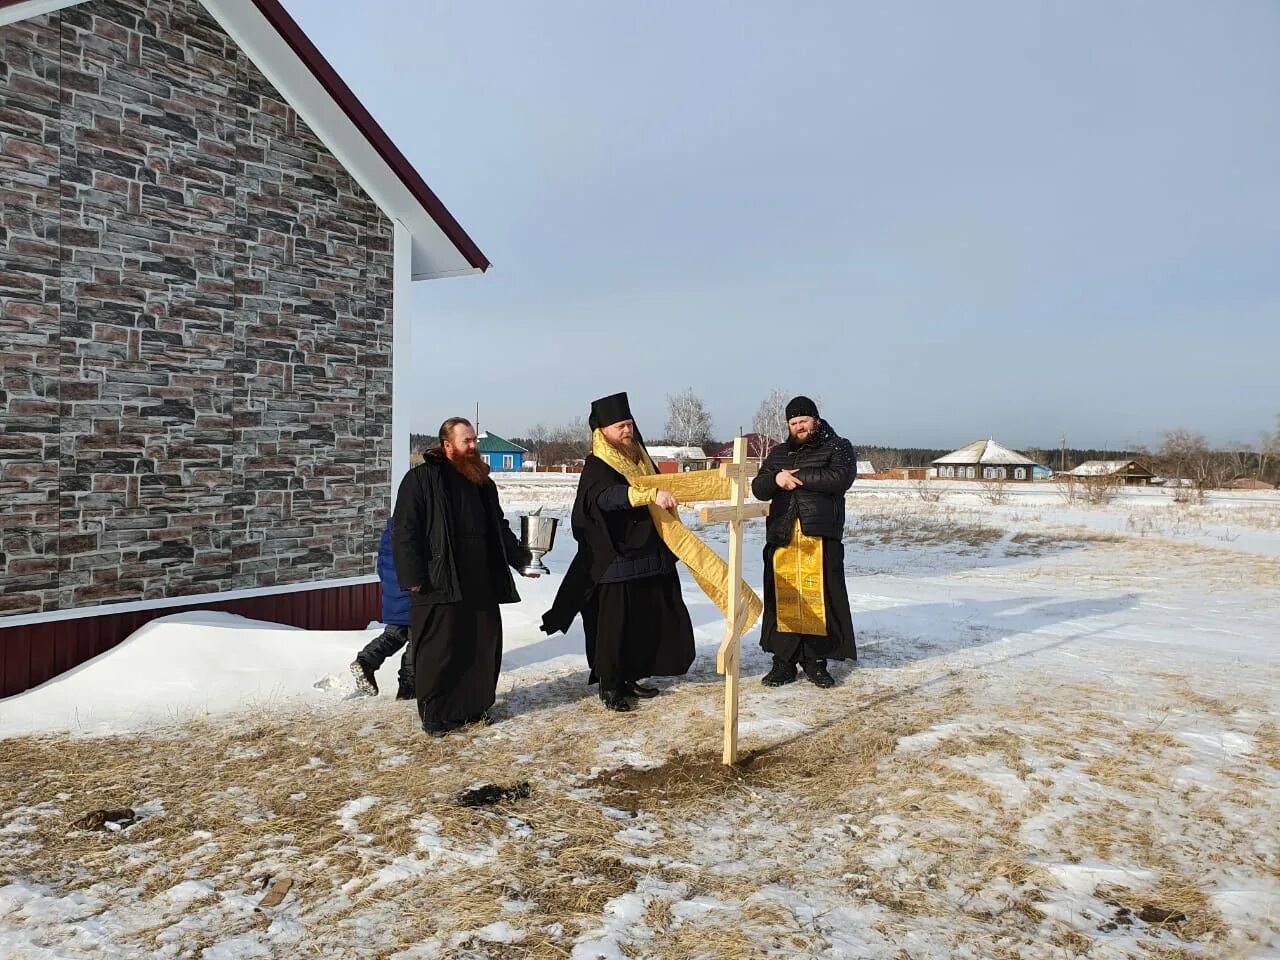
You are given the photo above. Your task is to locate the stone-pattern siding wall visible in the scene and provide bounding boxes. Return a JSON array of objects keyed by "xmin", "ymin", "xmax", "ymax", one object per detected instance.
[{"xmin": 0, "ymin": 0, "xmax": 394, "ymax": 615}]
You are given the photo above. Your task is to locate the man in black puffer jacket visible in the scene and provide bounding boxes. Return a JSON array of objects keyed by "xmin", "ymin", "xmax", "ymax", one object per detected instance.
[{"xmin": 750, "ymin": 396, "xmax": 857, "ymax": 688}]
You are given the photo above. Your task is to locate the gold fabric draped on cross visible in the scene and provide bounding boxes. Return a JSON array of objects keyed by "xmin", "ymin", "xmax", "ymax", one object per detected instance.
[{"xmin": 591, "ymin": 433, "xmax": 763, "ymax": 633}]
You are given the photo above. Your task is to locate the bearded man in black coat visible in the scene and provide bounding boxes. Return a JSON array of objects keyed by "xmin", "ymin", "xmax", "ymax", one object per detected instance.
[
  {"xmin": 392, "ymin": 417, "xmax": 534, "ymax": 735},
  {"xmin": 750, "ymin": 396, "xmax": 857, "ymax": 688}
]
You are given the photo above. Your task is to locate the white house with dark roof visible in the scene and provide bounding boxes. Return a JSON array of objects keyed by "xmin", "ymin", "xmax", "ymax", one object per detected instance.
[{"xmin": 931, "ymin": 439, "xmax": 1045, "ymax": 482}]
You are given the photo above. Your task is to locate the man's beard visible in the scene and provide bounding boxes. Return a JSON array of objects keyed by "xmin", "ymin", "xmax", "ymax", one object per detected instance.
[
  {"xmin": 606, "ymin": 435, "xmax": 642, "ymax": 463},
  {"xmin": 447, "ymin": 449, "xmax": 489, "ymax": 485}
]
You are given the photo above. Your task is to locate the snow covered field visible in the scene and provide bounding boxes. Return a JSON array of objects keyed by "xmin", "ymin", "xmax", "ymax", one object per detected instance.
[{"xmin": 2, "ymin": 480, "xmax": 1278, "ymax": 959}]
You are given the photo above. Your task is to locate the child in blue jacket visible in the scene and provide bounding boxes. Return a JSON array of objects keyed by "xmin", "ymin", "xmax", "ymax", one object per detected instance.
[{"xmin": 350, "ymin": 519, "xmax": 414, "ymax": 699}]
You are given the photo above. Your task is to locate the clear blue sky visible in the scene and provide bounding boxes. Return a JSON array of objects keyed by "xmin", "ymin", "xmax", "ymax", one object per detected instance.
[{"xmin": 284, "ymin": 1, "xmax": 1279, "ymax": 450}]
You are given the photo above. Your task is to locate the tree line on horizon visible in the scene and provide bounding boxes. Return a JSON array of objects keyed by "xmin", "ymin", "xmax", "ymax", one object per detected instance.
[{"xmin": 411, "ymin": 390, "xmax": 1280, "ymax": 487}]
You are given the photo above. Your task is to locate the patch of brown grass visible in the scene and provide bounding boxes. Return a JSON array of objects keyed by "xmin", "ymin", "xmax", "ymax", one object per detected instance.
[{"xmin": 2, "ymin": 650, "xmax": 1271, "ymax": 958}]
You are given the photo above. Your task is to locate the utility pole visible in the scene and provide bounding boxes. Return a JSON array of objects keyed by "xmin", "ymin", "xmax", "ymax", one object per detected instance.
[
  {"xmin": 1061, "ymin": 433, "xmax": 1067, "ymax": 472},
  {"xmin": 475, "ymin": 401, "xmax": 480, "ymax": 436}
]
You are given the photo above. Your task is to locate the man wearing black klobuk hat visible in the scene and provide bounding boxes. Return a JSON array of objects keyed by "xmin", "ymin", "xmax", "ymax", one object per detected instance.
[
  {"xmin": 750, "ymin": 396, "xmax": 858, "ymax": 688},
  {"xmin": 541, "ymin": 392, "xmax": 696, "ymax": 711}
]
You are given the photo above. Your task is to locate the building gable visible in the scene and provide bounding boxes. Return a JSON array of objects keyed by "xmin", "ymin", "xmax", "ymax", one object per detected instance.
[
  {"xmin": 0, "ymin": 0, "xmax": 486, "ymax": 278},
  {"xmin": 1, "ymin": 0, "xmax": 393, "ymax": 616}
]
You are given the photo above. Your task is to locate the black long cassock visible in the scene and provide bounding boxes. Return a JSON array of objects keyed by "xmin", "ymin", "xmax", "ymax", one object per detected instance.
[
  {"xmin": 393, "ymin": 451, "xmax": 530, "ymax": 727},
  {"xmin": 541, "ymin": 455, "xmax": 695, "ymax": 691}
]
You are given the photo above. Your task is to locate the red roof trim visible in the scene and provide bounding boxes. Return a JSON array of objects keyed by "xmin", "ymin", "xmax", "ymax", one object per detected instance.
[
  {"xmin": 250, "ymin": 0, "xmax": 489, "ymax": 272},
  {"xmin": 0, "ymin": 0, "xmax": 490, "ymax": 272}
]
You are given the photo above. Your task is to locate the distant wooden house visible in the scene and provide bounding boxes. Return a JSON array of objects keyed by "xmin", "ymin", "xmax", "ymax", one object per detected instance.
[
  {"xmin": 874, "ymin": 467, "xmax": 928, "ymax": 481},
  {"xmin": 1225, "ymin": 478, "xmax": 1276, "ymax": 491},
  {"xmin": 477, "ymin": 432, "xmax": 526, "ymax": 472},
  {"xmin": 931, "ymin": 439, "xmax": 1043, "ymax": 481},
  {"xmin": 645, "ymin": 445, "xmax": 708, "ymax": 474},
  {"xmin": 1063, "ymin": 460, "xmax": 1154, "ymax": 486}
]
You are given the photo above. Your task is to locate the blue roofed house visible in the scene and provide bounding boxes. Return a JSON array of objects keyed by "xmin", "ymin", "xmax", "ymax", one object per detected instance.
[{"xmin": 477, "ymin": 432, "xmax": 527, "ymax": 472}]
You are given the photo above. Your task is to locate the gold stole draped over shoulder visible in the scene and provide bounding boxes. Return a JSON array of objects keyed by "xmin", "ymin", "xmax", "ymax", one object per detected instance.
[{"xmin": 591, "ymin": 432, "xmax": 763, "ymax": 633}]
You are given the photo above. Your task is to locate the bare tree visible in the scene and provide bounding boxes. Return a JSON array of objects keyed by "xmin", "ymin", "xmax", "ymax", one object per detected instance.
[
  {"xmin": 523, "ymin": 423, "xmax": 552, "ymax": 466},
  {"xmin": 1224, "ymin": 441, "xmax": 1256, "ymax": 485},
  {"xmin": 1260, "ymin": 415, "xmax": 1280, "ymax": 484},
  {"xmin": 979, "ymin": 479, "xmax": 1009, "ymax": 505},
  {"xmin": 1158, "ymin": 429, "xmax": 1212, "ymax": 488},
  {"xmin": 527, "ymin": 417, "xmax": 591, "ymax": 467},
  {"xmin": 913, "ymin": 479, "xmax": 943, "ymax": 504},
  {"xmin": 664, "ymin": 388, "xmax": 713, "ymax": 449},
  {"xmin": 1155, "ymin": 428, "xmax": 1249, "ymax": 493},
  {"xmin": 752, "ymin": 388, "xmax": 790, "ymax": 444}
]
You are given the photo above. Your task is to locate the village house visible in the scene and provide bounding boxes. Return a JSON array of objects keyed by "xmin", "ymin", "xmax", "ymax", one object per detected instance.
[
  {"xmin": 476, "ymin": 432, "xmax": 526, "ymax": 472},
  {"xmin": 645, "ymin": 444, "xmax": 708, "ymax": 474},
  {"xmin": 1063, "ymin": 460, "xmax": 1155, "ymax": 486},
  {"xmin": 930, "ymin": 439, "xmax": 1044, "ymax": 482}
]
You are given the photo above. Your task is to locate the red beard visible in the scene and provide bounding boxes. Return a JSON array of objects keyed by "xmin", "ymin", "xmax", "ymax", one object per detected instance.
[
  {"xmin": 607, "ymin": 436, "xmax": 642, "ymax": 463},
  {"xmin": 448, "ymin": 450, "xmax": 489, "ymax": 485}
]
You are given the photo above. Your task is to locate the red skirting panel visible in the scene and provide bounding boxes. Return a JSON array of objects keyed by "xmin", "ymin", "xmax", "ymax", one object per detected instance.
[{"xmin": 0, "ymin": 582, "xmax": 380, "ymax": 699}]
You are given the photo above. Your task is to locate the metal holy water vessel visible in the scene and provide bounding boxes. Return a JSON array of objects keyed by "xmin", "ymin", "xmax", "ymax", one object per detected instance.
[{"xmin": 519, "ymin": 514, "xmax": 558, "ymax": 576}]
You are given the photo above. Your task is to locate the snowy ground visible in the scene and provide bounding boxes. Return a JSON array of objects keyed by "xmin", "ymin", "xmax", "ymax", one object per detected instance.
[{"xmin": 2, "ymin": 480, "xmax": 1278, "ymax": 958}]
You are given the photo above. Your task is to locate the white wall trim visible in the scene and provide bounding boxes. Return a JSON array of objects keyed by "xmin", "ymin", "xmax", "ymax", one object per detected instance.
[
  {"xmin": 391, "ymin": 219, "xmax": 413, "ymax": 501},
  {"xmin": 0, "ymin": 575, "xmax": 378, "ymax": 630}
]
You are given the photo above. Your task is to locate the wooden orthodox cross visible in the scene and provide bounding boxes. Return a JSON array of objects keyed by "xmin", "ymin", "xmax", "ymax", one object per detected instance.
[{"xmin": 698, "ymin": 437, "xmax": 770, "ymax": 765}]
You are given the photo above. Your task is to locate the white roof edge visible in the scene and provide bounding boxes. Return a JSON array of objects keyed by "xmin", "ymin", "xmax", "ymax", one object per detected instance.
[
  {"xmin": 0, "ymin": 0, "xmax": 82, "ymax": 26},
  {"xmin": 199, "ymin": 0, "xmax": 476, "ymax": 281},
  {"xmin": 933, "ymin": 439, "xmax": 1040, "ymax": 466}
]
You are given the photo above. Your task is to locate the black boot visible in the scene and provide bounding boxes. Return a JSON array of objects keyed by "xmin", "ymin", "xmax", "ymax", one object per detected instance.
[
  {"xmin": 623, "ymin": 680, "xmax": 659, "ymax": 699},
  {"xmin": 422, "ymin": 717, "xmax": 465, "ymax": 737},
  {"xmin": 395, "ymin": 646, "xmax": 414, "ymax": 700},
  {"xmin": 761, "ymin": 657, "xmax": 798, "ymax": 687},
  {"xmin": 349, "ymin": 658, "xmax": 378, "ymax": 696},
  {"xmin": 600, "ymin": 687, "xmax": 633, "ymax": 712},
  {"xmin": 801, "ymin": 659, "xmax": 836, "ymax": 688}
]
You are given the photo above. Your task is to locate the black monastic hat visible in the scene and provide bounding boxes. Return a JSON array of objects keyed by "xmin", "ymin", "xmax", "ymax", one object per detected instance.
[{"xmin": 589, "ymin": 392, "xmax": 633, "ymax": 430}]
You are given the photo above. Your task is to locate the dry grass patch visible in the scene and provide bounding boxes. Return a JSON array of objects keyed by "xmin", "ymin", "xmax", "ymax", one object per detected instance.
[
  {"xmin": 2, "ymin": 657, "xmax": 1270, "ymax": 957},
  {"xmin": 1154, "ymin": 675, "xmax": 1234, "ymax": 718},
  {"xmin": 845, "ymin": 502, "xmax": 1007, "ymax": 549},
  {"xmin": 1255, "ymin": 722, "xmax": 1280, "ymax": 772}
]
